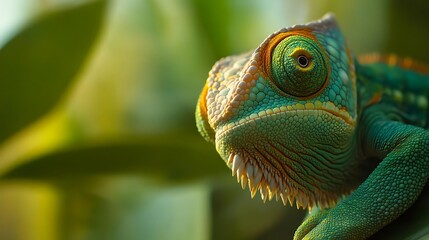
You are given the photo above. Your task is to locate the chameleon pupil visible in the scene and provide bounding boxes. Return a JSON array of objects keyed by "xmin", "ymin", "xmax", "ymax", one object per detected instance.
[{"xmin": 297, "ymin": 55, "xmax": 309, "ymax": 68}]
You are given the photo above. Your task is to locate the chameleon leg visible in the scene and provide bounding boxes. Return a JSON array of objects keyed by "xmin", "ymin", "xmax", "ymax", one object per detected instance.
[
  {"xmin": 293, "ymin": 209, "xmax": 328, "ymax": 239},
  {"xmin": 294, "ymin": 117, "xmax": 429, "ymax": 240}
]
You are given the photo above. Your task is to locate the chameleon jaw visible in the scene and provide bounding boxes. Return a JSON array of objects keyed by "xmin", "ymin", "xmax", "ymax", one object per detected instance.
[{"xmin": 216, "ymin": 107, "xmax": 357, "ymax": 210}]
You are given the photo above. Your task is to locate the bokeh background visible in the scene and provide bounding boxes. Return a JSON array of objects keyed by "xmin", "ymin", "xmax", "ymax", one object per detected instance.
[{"xmin": 1, "ymin": 0, "xmax": 429, "ymax": 239}]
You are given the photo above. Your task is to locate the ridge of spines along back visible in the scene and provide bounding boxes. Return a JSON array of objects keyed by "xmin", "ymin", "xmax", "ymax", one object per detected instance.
[{"xmin": 358, "ymin": 53, "xmax": 429, "ymax": 74}]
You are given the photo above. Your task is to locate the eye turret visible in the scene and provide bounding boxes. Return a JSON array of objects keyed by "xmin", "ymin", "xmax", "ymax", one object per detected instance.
[{"xmin": 269, "ymin": 34, "xmax": 329, "ymax": 98}]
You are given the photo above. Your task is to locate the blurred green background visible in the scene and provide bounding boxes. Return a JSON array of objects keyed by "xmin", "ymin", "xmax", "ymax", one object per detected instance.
[{"xmin": 0, "ymin": 0, "xmax": 428, "ymax": 239}]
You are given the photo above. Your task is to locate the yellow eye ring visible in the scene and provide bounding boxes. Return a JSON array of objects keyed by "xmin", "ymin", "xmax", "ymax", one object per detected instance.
[{"xmin": 290, "ymin": 49, "xmax": 314, "ymax": 71}]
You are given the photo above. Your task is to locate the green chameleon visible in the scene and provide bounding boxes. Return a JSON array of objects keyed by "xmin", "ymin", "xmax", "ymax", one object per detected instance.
[{"xmin": 195, "ymin": 14, "xmax": 429, "ymax": 239}]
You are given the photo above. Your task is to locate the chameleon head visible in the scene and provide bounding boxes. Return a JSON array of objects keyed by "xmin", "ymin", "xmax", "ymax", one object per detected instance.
[{"xmin": 196, "ymin": 14, "xmax": 358, "ymax": 210}]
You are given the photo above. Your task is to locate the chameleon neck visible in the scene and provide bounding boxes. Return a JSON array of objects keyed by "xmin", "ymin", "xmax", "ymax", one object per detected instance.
[{"xmin": 356, "ymin": 58, "xmax": 429, "ymax": 128}]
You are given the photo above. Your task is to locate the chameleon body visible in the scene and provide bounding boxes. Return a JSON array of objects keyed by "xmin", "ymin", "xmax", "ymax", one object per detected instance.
[{"xmin": 195, "ymin": 14, "xmax": 429, "ymax": 239}]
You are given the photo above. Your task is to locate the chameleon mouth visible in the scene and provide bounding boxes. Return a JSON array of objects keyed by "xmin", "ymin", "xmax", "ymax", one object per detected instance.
[
  {"xmin": 227, "ymin": 151, "xmax": 296, "ymax": 206},
  {"xmin": 227, "ymin": 150, "xmax": 344, "ymax": 211},
  {"xmin": 227, "ymin": 150, "xmax": 321, "ymax": 210}
]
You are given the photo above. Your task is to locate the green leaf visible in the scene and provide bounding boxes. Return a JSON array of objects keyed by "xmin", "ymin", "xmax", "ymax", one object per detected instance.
[
  {"xmin": 0, "ymin": 0, "xmax": 106, "ymax": 143},
  {"xmin": 57, "ymin": 178, "xmax": 211, "ymax": 240},
  {"xmin": 2, "ymin": 131, "xmax": 225, "ymax": 181},
  {"xmin": 190, "ymin": 0, "xmax": 234, "ymax": 59}
]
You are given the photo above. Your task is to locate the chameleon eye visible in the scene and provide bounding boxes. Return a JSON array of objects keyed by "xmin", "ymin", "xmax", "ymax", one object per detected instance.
[{"xmin": 269, "ymin": 35, "xmax": 329, "ymax": 98}]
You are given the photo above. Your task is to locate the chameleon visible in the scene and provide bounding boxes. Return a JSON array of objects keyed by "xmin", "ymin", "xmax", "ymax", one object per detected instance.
[{"xmin": 195, "ymin": 13, "xmax": 429, "ymax": 239}]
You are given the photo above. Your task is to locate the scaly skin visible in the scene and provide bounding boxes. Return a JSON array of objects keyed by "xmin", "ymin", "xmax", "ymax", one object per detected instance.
[{"xmin": 195, "ymin": 14, "xmax": 429, "ymax": 239}]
